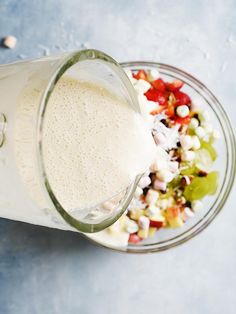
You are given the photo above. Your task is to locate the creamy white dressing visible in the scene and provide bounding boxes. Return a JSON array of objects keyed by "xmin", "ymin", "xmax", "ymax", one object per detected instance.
[{"xmin": 42, "ymin": 76, "xmax": 157, "ymax": 211}]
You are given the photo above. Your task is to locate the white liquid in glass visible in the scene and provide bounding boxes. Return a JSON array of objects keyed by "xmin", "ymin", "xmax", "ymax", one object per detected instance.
[{"xmin": 3, "ymin": 73, "xmax": 156, "ymax": 230}]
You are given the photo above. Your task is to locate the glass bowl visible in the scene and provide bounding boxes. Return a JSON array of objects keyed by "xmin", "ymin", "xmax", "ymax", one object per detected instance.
[{"xmin": 84, "ymin": 61, "xmax": 236, "ymax": 253}]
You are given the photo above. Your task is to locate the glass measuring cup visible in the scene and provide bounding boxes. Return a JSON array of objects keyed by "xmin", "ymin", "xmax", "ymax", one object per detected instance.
[{"xmin": 0, "ymin": 49, "xmax": 141, "ymax": 233}]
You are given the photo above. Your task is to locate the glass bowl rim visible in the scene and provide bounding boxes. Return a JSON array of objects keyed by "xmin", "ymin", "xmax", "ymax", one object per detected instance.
[{"xmin": 84, "ymin": 61, "xmax": 236, "ymax": 253}]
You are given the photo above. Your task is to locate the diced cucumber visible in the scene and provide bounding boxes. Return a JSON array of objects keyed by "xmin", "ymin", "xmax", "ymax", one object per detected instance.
[
  {"xmin": 184, "ymin": 177, "xmax": 209, "ymax": 201},
  {"xmin": 183, "ymin": 171, "xmax": 219, "ymax": 201},
  {"xmin": 180, "ymin": 163, "xmax": 196, "ymax": 175},
  {"xmin": 207, "ymin": 171, "xmax": 219, "ymax": 195},
  {"xmin": 201, "ymin": 141, "xmax": 217, "ymax": 161}
]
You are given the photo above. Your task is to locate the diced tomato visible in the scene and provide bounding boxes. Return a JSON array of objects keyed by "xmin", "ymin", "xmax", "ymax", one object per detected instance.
[
  {"xmin": 156, "ymin": 92, "xmax": 167, "ymax": 106},
  {"xmin": 128, "ymin": 233, "xmax": 141, "ymax": 244},
  {"xmin": 165, "ymin": 105, "xmax": 175, "ymax": 118},
  {"xmin": 173, "ymin": 116, "xmax": 191, "ymax": 125},
  {"xmin": 152, "ymin": 78, "xmax": 166, "ymax": 92},
  {"xmin": 133, "ymin": 70, "xmax": 148, "ymax": 81},
  {"xmin": 149, "ymin": 220, "xmax": 164, "ymax": 228},
  {"xmin": 144, "ymin": 88, "xmax": 167, "ymax": 105},
  {"xmin": 166, "ymin": 80, "xmax": 184, "ymax": 91},
  {"xmin": 174, "ymin": 91, "xmax": 191, "ymax": 106}
]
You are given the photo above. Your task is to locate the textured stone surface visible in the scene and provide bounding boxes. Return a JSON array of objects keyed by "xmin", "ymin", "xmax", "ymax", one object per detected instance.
[{"xmin": 0, "ymin": 0, "xmax": 235, "ymax": 313}]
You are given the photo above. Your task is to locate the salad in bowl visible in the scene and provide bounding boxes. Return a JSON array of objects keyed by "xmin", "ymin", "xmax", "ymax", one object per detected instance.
[{"xmin": 86, "ymin": 62, "xmax": 235, "ymax": 253}]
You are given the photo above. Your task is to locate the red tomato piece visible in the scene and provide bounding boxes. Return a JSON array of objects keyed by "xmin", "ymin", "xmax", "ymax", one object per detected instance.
[
  {"xmin": 165, "ymin": 105, "xmax": 175, "ymax": 118},
  {"xmin": 144, "ymin": 88, "xmax": 167, "ymax": 105},
  {"xmin": 128, "ymin": 234, "xmax": 141, "ymax": 244},
  {"xmin": 133, "ymin": 70, "xmax": 148, "ymax": 81},
  {"xmin": 166, "ymin": 80, "xmax": 184, "ymax": 91},
  {"xmin": 149, "ymin": 220, "xmax": 164, "ymax": 228},
  {"xmin": 173, "ymin": 116, "xmax": 191, "ymax": 125},
  {"xmin": 152, "ymin": 78, "xmax": 166, "ymax": 92},
  {"xmin": 174, "ymin": 91, "xmax": 191, "ymax": 106}
]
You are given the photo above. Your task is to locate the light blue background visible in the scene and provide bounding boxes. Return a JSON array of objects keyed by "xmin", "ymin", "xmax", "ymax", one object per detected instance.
[{"xmin": 0, "ymin": 0, "xmax": 236, "ymax": 313}]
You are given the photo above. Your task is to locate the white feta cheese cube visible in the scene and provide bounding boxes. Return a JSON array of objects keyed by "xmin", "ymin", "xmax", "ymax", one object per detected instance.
[
  {"xmin": 191, "ymin": 200, "xmax": 203, "ymax": 212},
  {"xmin": 145, "ymin": 189, "xmax": 159, "ymax": 205},
  {"xmin": 176, "ymin": 105, "xmax": 189, "ymax": 118},
  {"xmin": 195, "ymin": 126, "xmax": 206, "ymax": 138},
  {"xmin": 148, "ymin": 69, "xmax": 160, "ymax": 81},
  {"xmin": 192, "ymin": 135, "xmax": 201, "ymax": 150},
  {"xmin": 181, "ymin": 150, "xmax": 195, "ymax": 162},
  {"xmin": 180, "ymin": 135, "xmax": 193, "ymax": 150}
]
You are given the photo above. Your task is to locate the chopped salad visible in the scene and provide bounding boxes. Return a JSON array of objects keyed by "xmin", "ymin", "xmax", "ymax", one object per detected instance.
[{"xmin": 89, "ymin": 68, "xmax": 220, "ymax": 247}]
